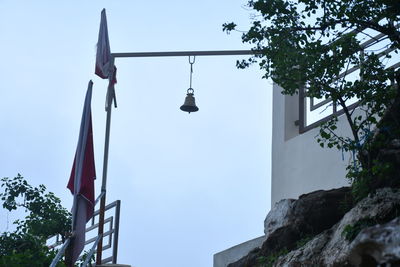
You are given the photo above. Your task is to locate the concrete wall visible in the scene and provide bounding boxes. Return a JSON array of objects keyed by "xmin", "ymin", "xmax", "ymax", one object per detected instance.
[
  {"xmin": 271, "ymin": 83, "xmax": 351, "ymax": 205},
  {"xmin": 213, "ymin": 236, "xmax": 266, "ymax": 267}
]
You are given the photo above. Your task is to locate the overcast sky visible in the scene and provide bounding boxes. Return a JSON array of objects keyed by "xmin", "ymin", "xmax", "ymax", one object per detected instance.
[{"xmin": 0, "ymin": 1, "xmax": 272, "ymax": 266}]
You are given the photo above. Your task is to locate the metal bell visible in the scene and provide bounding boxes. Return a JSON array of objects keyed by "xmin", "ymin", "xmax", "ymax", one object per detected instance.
[{"xmin": 180, "ymin": 88, "xmax": 199, "ymax": 113}]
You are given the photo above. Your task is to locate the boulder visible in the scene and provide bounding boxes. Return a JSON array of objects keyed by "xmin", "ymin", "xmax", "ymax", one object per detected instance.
[
  {"xmin": 348, "ymin": 217, "xmax": 400, "ymax": 266},
  {"xmin": 274, "ymin": 188, "xmax": 400, "ymax": 266},
  {"xmin": 271, "ymin": 229, "xmax": 333, "ymax": 266},
  {"xmin": 264, "ymin": 199, "xmax": 295, "ymax": 237},
  {"xmin": 229, "ymin": 188, "xmax": 400, "ymax": 266},
  {"xmin": 228, "ymin": 187, "xmax": 352, "ymax": 267},
  {"xmin": 291, "ymin": 187, "xmax": 353, "ymax": 235},
  {"xmin": 261, "ymin": 187, "xmax": 352, "ymax": 255}
]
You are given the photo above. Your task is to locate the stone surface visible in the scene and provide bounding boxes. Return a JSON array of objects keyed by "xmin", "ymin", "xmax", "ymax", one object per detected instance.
[
  {"xmin": 389, "ymin": 139, "xmax": 400, "ymax": 149},
  {"xmin": 229, "ymin": 187, "xmax": 400, "ymax": 267},
  {"xmin": 291, "ymin": 187, "xmax": 353, "ymax": 235},
  {"xmin": 264, "ymin": 199, "xmax": 295, "ymax": 237},
  {"xmin": 261, "ymin": 187, "xmax": 352, "ymax": 255},
  {"xmin": 348, "ymin": 217, "xmax": 400, "ymax": 266},
  {"xmin": 371, "ymin": 138, "xmax": 400, "ymax": 190},
  {"xmin": 274, "ymin": 188, "xmax": 400, "ymax": 266},
  {"xmin": 272, "ymin": 229, "xmax": 333, "ymax": 266},
  {"xmin": 229, "ymin": 187, "xmax": 352, "ymax": 267}
]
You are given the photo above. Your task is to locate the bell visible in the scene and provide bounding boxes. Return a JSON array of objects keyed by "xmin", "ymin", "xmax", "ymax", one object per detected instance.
[{"xmin": 180, "ymin": 89, "xmax": 199, "ymax": 113}]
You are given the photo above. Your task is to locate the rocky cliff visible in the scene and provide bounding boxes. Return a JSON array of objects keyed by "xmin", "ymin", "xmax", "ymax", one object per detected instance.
[{"xmin": 228, "ymin": 187, "xmax": 400, "ymax": 267}]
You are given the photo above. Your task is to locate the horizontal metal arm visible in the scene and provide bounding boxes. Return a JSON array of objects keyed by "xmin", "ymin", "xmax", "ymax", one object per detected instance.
[{"xmin": 111, "ymin": 49, "xmax": 262, "ymax": 58}]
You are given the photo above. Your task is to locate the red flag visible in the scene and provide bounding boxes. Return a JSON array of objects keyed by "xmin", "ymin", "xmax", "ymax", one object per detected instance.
[
  {"xmin": 66, "ymin": 80, "xmax": 96, "ymax": 263},
  {"xmin": 95, "ymin": 8, "xmax": 117, "ymax": 84}
]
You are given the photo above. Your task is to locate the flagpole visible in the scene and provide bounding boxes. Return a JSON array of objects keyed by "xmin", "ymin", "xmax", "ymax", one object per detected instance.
[{"xmin": 96, "ymin": 56, "xmax": 115, "ymax": 265}]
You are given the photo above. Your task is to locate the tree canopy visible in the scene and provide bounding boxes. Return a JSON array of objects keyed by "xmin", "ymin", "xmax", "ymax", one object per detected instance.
[
  {"xmin": 224, "ymin": 0, "xmax": 400, "ymax": 199},
  {"xmin": 0, "ymin": 174, "xmax": 71, "ymax": 266}
]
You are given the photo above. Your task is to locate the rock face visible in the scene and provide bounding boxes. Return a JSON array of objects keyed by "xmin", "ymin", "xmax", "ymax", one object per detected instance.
[
  {"xmin": 289, "ymin": 187, "xmax": 353, "ymax": 235},
  {"xmin": 228, "ymin": 187, "xmax": 352, "ymax": 267},
  {"xmin": 274, "ymin": 188, "xmax": 400, "ymax": 266},
  {"xmin": 348, "ymin": 217, "xmax": 400, "ymax": 266},
  {"xmin": 371, "ymin": 139, "xmax": 400, "ymax": 190},
  {"xmin": 229, "ymin": 188, "xmax": 400, "ymax": 267},
  {"xmin": 264, "ymin": 199, "xmax": 295, "ymax": 237}
]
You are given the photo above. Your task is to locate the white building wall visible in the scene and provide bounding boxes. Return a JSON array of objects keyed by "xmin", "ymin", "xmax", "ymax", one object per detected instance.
[
  {"xmin": 213, "ymin": 83, "xmax": 356, "ymax": 267},
  {"xmin": 271, "ymin": 83, "xmax": 351, "ymax": 205}
]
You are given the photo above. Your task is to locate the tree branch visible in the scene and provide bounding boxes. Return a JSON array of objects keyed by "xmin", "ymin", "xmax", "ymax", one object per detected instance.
[
  {"xmin": 337, "ymin": 96, "xmax": 360, "ymax": 147},
  {"xmin": 289, "ymin": 18, "xmax": 400, "ymax": 45}
]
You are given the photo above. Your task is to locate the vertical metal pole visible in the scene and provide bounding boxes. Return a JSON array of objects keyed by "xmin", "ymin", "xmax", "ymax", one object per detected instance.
[
  {"xmin": 96, "ymin": 56, "xmax": 115, "ymax": 265},
  {"xmin": 112, "ymin": 200, "xmax": 121, "ymax": 264}
]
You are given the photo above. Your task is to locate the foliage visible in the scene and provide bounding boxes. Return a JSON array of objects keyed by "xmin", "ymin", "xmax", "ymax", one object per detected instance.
[
  {"xmin": 0, "ymin": 174, "xmax": 71, "ymax": 267},
  {"xmin": 342, "ymin": 201, "xmax": 400, "ymax": 241},
  {"xmin": 342, "ymin": 218, "xmax": 376, "ymax": 241},
  {"xmin": 347, "ymin": 159, "xmax": 395, "ymax": 201},
  {"xmin": 295, "ymin": 235, "xmax": 313, "ymax": 249},
  {"xmin": 224, "ymin": 0, "xmax": 400, "ymax": 200},
  {"xmin": 0, "ymin": 231, "xmax": 63, "ymax": 267},
  {"xmin": 1, "ymin": 174, "xmax": 71, "ymax": 239},
  {"xmin": 73, "ymin": 250, "xmax": 95, "ymax": 267},
  {"xmin": 256, "ymin": 248, "xmax": 289, "ymax": 267}
]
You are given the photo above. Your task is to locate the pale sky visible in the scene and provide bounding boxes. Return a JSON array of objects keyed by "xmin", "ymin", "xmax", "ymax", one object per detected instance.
[{"xmin": 0, "ymin": 1, "xmax": 272, "ymax": 266}]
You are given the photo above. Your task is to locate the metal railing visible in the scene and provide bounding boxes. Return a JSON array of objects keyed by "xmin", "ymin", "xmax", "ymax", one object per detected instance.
[
  {"xmin": 49, "ymin": 199, "xmax": 121, "ymax": 266},
  {"xmin": 298, "ymin": 25, "xmax": 400, "ymax": 134}
]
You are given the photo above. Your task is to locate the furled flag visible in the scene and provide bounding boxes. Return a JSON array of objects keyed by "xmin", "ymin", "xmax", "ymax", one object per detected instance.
[
  {"xmin": 66, "ymin": 80, "xmax": 96, "ymax": 264},
  {"xmin": 95, "ymin": 8, "xmax": 117, "ymax": 84}
]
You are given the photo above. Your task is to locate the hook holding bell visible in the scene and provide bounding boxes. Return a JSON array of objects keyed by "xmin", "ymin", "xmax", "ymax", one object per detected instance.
[{"xmin": 180, "ymin": 88, "xmax": 199, "ymax": 113}]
